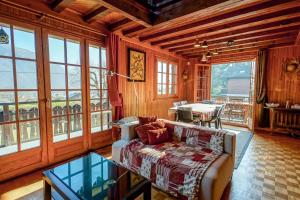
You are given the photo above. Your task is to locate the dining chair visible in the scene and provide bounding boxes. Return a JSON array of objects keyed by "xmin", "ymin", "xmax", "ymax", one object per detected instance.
[
  {"xmin": 200, "ymin": 104, "xmax": 225, "ymax": 129},
  {"xmin": 177, "ymin": 107, "xmax": 200, "ymax": 124}
]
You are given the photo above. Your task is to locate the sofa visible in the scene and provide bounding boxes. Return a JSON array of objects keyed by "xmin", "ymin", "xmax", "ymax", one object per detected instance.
[{"xmin": 112, "ymin": 119, "xmax": 236, "ymax": 200}]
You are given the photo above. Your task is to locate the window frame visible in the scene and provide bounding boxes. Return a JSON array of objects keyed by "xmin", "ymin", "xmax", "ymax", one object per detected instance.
[{"xmin": 154, "ymin": 57, "xmax": 179, "ymax": 99}]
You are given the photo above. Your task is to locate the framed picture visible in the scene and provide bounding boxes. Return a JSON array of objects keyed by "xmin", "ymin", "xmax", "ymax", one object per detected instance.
[{"xmin": 127, "ymin": 48, "xmax": 146, "ymax": 82}]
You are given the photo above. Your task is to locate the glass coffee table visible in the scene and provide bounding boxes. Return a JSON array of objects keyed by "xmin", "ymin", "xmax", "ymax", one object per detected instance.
[{"xmin": 43, "ymin": 152, "xmax": 151, "ymax": 200}]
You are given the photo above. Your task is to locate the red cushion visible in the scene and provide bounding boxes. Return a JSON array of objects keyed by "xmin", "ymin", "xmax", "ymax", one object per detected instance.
[
  {"xmin": 149, "ymin": 120, "xmax": 165, "ymax": 129},
  {"xmin": 138, "ymin": 116, "xmax": 157, "ymax": 125},
  {"xmin": 135, "ymin": 124, "xmax": 156, "ymax": 144},
  {"xmin": 147, "ymin": 128, "xmax": 169, "ymax": 145}
]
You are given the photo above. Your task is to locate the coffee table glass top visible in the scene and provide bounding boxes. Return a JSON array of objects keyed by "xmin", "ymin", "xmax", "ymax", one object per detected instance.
[{"xmin": 45, "ymin": 152, "xmax": 147, "ymax": 200}]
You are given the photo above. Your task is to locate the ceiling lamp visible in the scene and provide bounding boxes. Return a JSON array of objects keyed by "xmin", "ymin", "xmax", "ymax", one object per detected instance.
[
  {"xmin": 201, "ymin": 40, "xmax": 208, "ymax": 48},
  {"xmin": 212, "ymin": 49, "xmax": 219, "ymax": 55},
  {"xmin": 206, "ymin": 52, "xmax": 212, "ymax": 58},
  {"xmin": 227, "ymin": 40, "xmax": 234, "ymax": 47},
  {"xmin": 0, "ymin": 27, "xmax": 9, "ymax": 44},
  {"xmin": 201, "ymin": 52, "xmax": 207, "ymax": 62},
  {"xmin": 194, "ymin": 39, "xmax": 201, "ymax": 48}
]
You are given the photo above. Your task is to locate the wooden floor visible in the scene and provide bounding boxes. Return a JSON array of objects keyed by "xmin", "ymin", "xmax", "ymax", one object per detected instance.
[{"xmin": 0, "ymin": 131, "xmax": 300, "ymax": 200}]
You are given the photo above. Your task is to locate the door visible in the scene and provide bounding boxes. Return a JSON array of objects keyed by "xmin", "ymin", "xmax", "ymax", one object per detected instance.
[
  {"xmin": 0, "ymin": 19, "xmax": 47, "ymax": 181},
  {"xmin": 42, "ymin": 30, "xmax": 88, "ymax": 164},
  {"xmin": 194, "ymin": 64, "xmax": 211, "ymax": 102}
]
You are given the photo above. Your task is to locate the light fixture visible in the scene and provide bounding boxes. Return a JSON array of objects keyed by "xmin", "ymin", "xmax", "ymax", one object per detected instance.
[
  {"xmin": 201, "ymin": 52, "xmax": 207, "ymax": 62},
  {"xmin": 0, "ymin": 27, "xmax": 9, "ymax": 44},
  {"xmin": 212, "ymin": 49, "xmax": 219, "ymax": 55},
  {"xmin": 227, "ymin": 40, "xmax": 234, "ymax": 47},
  {"xmin": 194, "ymin": 39, "xmax": 201, "ymax": 48},
  {"xmin": 201, "ymin": 40, "xmax": 208, "ymax": 48},
  {"xmin": 206, "ymin": 52, "xmax": 212, "ymax": 58}
]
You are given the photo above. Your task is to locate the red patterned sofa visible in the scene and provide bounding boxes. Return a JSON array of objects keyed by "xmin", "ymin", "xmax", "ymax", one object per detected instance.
[{"xmin": 112, "ymin": 119, "xmax": 236, "ymax": 200}]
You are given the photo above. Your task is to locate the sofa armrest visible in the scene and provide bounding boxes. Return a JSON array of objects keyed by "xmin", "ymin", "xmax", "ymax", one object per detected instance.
[
  {"xmin": 224, "ymin": 131, "xmax": 236, "ymax": 163},
  {"xmin": 120, "ymin": 121, "xmax": 139, "ymax": 141}
]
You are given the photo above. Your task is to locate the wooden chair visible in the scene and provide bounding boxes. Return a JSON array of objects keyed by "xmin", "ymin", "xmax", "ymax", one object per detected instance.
[
  {"xmin": 200, "ymin": 105, "xmax": 225, "ymax": 129},
  {"xmin": 177, "ymin": 107, "xmax": 200, "ymax": 124}
]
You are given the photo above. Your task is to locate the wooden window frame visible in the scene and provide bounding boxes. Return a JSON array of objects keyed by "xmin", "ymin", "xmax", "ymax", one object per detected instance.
[{"xmin": 154, "ymin": 57, "xmax": 178, "ymax": 99}]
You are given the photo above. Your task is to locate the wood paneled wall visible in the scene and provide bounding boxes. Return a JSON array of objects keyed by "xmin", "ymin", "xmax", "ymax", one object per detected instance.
[
  {"xmin": 117, "ymin": 37, "xmax": 187, "ymax": 119},
  {"xmin": 267, "ymin": 45, "xmax": 300, "ymax": 105}
]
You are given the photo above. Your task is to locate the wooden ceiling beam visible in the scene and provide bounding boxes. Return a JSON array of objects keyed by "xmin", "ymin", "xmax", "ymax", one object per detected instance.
[
  {"xmin": 175, "ymin": 31, "xmax": 298, "ymax": 54},
  {"xmin": 108, "ymin": 18, "xmax": 135, "ymax": 32},
  {"xmin": 83, "ymin": 6, "xmax": 110, "ymax": 23},
  {"xmin": 151, "ymin": 9, "xmax": 300, "ymax": 46},
  {"xmin": 122, "ymin": 25, "xmax": 146, "ymax": 36},
  {"xmin": 50, "ymin": 0, "xmax": 75, "ymax": 13},
  {"xmin": 139, "ymin": 0, "xmax": 298, "ymax": 42},
  {"xmin": 92, "ymin": 0, "xmax": 152, "ymax": 27},
  {"xmin": 163, "ymin": 22, "xmax": 300, "ymax": 50},
  {"xmin": 185, "ymin": 38, "xmax": 295, "ymax": 57}
]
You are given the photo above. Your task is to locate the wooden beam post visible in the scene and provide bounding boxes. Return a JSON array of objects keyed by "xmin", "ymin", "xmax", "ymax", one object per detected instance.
[
  {"xmin": 83, "ymin": 6, "xmax": 111, "ymax": 22},
  {"xmin": 50, "ymin": 0, "xmax": 75, "ymax": 12}
]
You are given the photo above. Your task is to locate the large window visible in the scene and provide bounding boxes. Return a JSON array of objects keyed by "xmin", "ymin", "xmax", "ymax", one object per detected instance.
[
  {"xmin": 48, "ymin": 35, "xmax": 83, "ymax": 142},
  {"xmin": 157, "ymin": 59, "xmax": 177, "ymax": 97},
  {"xmin": 0, "ymin": 23, "xmax": 40, "ymax": 155},
  {"xmin": 88, "ymin": 44, "xmax": 112, "ymax": 133}
]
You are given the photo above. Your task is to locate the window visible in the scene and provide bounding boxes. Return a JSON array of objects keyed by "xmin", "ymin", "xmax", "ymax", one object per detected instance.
[
  {"xmin": 48, "ymin": 35, "xmax": 83, "ymax": 142},
  {"xmin": 0, "ymin": 24, "xmax": 40, "ymax": 155},
  {"xmin": 157, "ymin": 59, "xmax": 177, "ymax": 97},
  {"xmin": 88, "ymin": 44, "xmax": 112, "ymax": 133}
]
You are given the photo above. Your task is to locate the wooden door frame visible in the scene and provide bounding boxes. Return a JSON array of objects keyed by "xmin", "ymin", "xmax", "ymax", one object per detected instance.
[{"xmin": 194, "ymin": 64, "xmax": 211, "ymax": 102}]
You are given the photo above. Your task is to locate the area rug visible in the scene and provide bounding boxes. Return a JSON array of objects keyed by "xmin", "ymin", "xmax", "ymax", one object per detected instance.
[{"xmin": 224, "ymin": 129, "xmax": 253, "ymax": 169}]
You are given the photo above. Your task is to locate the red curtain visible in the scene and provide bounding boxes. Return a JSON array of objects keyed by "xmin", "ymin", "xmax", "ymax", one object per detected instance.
[{"xmin": 107, "ymin": 33, "xmax": 124, "ymax": 120}]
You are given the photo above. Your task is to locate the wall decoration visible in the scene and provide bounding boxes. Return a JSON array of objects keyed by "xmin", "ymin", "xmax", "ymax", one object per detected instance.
[
  {"xmin": 127, "ymin": 48, "xmax": 146, "ymax": 82},
  {"xmin": 283, "ymin": 57, "xmax": 300, "ymax": 73}
]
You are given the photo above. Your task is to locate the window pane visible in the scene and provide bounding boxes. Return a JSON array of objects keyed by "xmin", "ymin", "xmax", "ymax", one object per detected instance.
[
  {"xmin": 157, "ymin": 73, "xmax": 162, "ymax": 84},
  {"xmin": 91, "ymin": 112, "xmax": 101, "ymax": 133},
  {"xmin": 89, "ymin": 46, "xmax": 99, "ymax": 67},
  {"xmin": 90, "ymin": 68, "xmax": 100, "ymax": 90},
  {"xmin": 69, "ymin": 91, "xmax": 82, "ymax": 114},
  {"xmin": 102, "ymin": 90, "xmax": 108, "ymax": 99},
  {"xmin": 16, "ymin": 60, "xmax": 37, "ymax": 89},
  {"xmin": 169, "ymin": 85, "xmax": 176, "ymax": 95},
  {"xmin": 162, "ymin": 62, "xmax": 167, "ymax": 73},
  {"xmin": 50, "ymin": 64, "xmax": 66, "ymax": 89},
  {"xmin": 162, "ymin": 84, "xmax": 166, "ymax": 94},
  {"xmin": 102, "ymin": 98, "xmax": 109, "ymax": 110},
  {"xmin": 157, "ymin": 61, "xmax": 162, "ymax": 72},
  {"xmin": 70, "ymin": 114, "xmax": 82, "ymax": 138},
  {"xmin": 49, "ymin": 36, "xmax": 65, "ymax": 63},
  {"xmin": 101, "ymin": 70, "xmax": 107, "ymax": 89},
  {"xmin": 68, "ymin": 66, "xmax": 81, "ymax": 89},
  {"xmin": 170, "ymin": 64, "xmax": 177, "ymax": 74},
  {"xmin": 101, "ymin": 48, "xmax": 106, "ymax": 68},
  {"xmin": 169, "ymin": 74, "xmax": 176, "ymax": 84},
  {"xmin": 51, "ymin": 91, "xmax": 67, "ymax": 116},
  {"xmin": 20, "ymin": 120, "xmax": 40, "ymax": 150},
  {"xmin": 0, "ymin": 92, "xmax": 16, "ymax": 122},
  {"xmin": 0, "ymin": 123, "xmax": 17, "ymax": 156},
  {"xmin": 102, "ymin": 111, "xmax": 112, "ymax": 131},
  {"xmin": 157, "ymin": 84, "xmax": 162, "ymax": 95},
  {"xmin": 52, "ymin": 116, "xmax": 68, "ymax": 142},
  {"xmin": 90, "ymin": 99, "xmax": 101, "ymax": 112},
  {"xmin": 90, "ymin": 90, "xmax": 100, "ymax": 99},
  {"xmin": 0, "ymin": 58, "xmax": 14, "ymax": 89},
  {"xmin": 162, "ymin": 74, "xmax": 167, "ymax": 84},
  {"xmin": 14, "ymin": 27, "xmax": 35, "ymax": 59},
  {"xmin": 0, "ymin": 25, "xmax": 12, "ymax": 57},
  {"xmin": 67, "ymin": 40, "xmax": 80, "ymax": 65},
  {"xmin": 18, "ymin": 91, "xmax": 39, "ymax": 120}
]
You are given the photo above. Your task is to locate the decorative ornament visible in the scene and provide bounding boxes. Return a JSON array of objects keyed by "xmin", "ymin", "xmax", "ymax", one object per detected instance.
[{"xmin": 283, "ymin": 57, "xmax": 300, "ymax": 73}]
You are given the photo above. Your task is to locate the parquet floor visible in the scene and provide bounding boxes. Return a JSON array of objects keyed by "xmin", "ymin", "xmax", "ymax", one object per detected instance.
[{"xmin": 0, "ymin": 131, "xmax": 300, "ymax": 200}]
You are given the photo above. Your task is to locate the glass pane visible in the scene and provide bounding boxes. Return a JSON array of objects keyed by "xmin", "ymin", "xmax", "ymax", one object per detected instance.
[
  {"xmin": 102, "ymin": 90, "xmax": 108, "ymax": 99},
  {"xmin": 162, "ymin": 74, "xmax": 167, "ymax": 84},
  {"xmin": 49, "ymin": 36, "xmax": 65, "ymax": 63},
  {"xmin": 16, "ymin": 60, "xmax": 37, "ymax": 89},
  {"xmin": 101, "ymin": 48, "xmax": 106, "ymax": 68},
  {"xmin": 102, "ymin": 98, "xmax": 109, "ymax": 110},
  {"xmin": 162, "ymin": 62, "xmax": 167, "ymax": 73},
  {"xmin": 20, "ymin": 120, "xmax": 40, "ymax": 150},
  {"xmin": 90, "ymin": 68, "xmax": 100, "ymax": 90},
  {"xmin": 67, "ymin": 40, "xmax": 80, "ymax": 65},
  {"xmin": 157, "ymin": 61, "xmax": 162, "ymax": 72},
  {"xmin": 68, "ymin": 66, "xmax": 81, "ymax": 89},
  {"xmin": 169, "ymin": 74, "xmax": 177, "ymax": 84},
  {"xmin": 18, "ymin": 91, "xmax": 39, "ymax": 120},
  {"xmin": 89, "ymin": 46, "xmax": 99, "ymax": 67},
  {"xmin": 50, "ymin": 64, "xmax": 66, "ymax": 89},
  {"xmin": 70, "ymin": 114, "xmax": 82, "ymax": 138},
  {"xmin": 169, "ymin": 85, "xmax": 176, "ymax": 95},
  {"xmin": 157, "ymin": 73, "xmax": 162, "ymax": 84},
  {"xmin": 69, "ymin": 101, "xmax": 82, "ymax": 114},
  {"xmin": 157, "ymin": 84, "xmax": 162, "ymax": 95},
  {"xmin": 91, "ymin": 112, "xmax": 101, "ymax": 133},
  {"xmin": 101, "ymin": 70, "xmax": 107, "ymax": 89},
  {"xmin": 14, "ymin": 27, "xmax": 36, "ymax": 59},
  {"xmin": 0, "ymin": 123, "xmax": 17, "ymax": 156},
  {"xmin": 0, "ymin": 92, "xmax": 16, "ymax": 122},
  {"xmin": 51, "ymin": 91, "xmax": 67, "ymax": 116},
  {"xmin": 0, "ymin": 25, "xmax": 12, "ymax": 57},
  {"xmin": 162, "ymin": 84, "xmax": 167, "ymax": 94},
  {"xmin": 52, "ymin": 116, "xmax": 68, "ymax": 142},
  {"xmin": 90, "ymin": 90, "xmax": 100, "ymax": 99},
  {"xmin": 90, "ymin": 99, "xmax": 101, "ymax": 112},
  {"xmin": 102, "ymin": 111, "xmax": 112, "ymax": 131},
  {"xmin": 0, "ymin": 58, "xmax": 14, "ymax": 89}
]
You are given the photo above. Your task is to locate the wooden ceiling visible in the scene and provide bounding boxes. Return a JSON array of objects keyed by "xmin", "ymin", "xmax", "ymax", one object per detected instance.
[{"xmin": 23, "ymin": 0, "xmax": 300, "ymax": 58}]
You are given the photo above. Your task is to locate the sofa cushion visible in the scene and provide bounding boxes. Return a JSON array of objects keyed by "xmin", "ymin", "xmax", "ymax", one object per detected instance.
[
  {"xmin": 135, "ymin": 124, "xmax": 155, "ymax": 144},
  {"xmin": 148, "ymin": 128, "xmax": 169, "ymax": 145},
  {"xmin": 138, "ymin": 116, "xmax": 157, "ymax": 125}
]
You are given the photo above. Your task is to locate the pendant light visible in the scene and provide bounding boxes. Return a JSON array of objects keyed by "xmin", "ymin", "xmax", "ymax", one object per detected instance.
[
  {"xmin": 201, "ymin": 40, "xmax": 208, "ymax": 48},
  {"xmin": 194, "ymin": 39, "xmax": 201, "ymax": 48},
  {"xmin": 212, "ymin": 49, "xmax": 219, "ymax": 55},
  {"xmin": 206, "ymin": 52, "xmax": 212, "ymax": 58},
  {"xmin": 0, "ymin": 27, "xmax": 9, "ymax": 44},
  {"xmin": 201, "ymin": 52, "xmax": 207, "ymax": 62}
]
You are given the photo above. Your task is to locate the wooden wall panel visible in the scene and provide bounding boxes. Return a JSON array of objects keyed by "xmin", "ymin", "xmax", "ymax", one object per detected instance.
[
  {"xmin": 267, "ymin": 45, "xmax": 300, "ymax": 105},
  {"xmin": 117, "ymin": 37, "xmax": 187, "ymax": 120}
]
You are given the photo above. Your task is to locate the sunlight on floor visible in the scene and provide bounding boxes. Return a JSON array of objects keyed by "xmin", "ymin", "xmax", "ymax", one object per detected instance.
[{"xmin": 0, "ymin": 181, "xmax": 43, "ymax": 200}]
